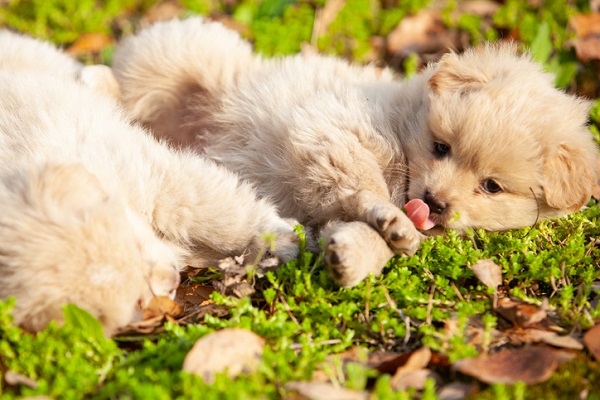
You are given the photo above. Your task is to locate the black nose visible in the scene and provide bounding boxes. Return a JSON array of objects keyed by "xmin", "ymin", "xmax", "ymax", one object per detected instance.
[{"xmin": 424, "ymin": 191, "xmax": 447, "ymax": 215}]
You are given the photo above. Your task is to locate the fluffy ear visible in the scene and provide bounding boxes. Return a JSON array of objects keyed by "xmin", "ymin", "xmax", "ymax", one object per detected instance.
[
  {"xmin": 427, "ymin": 51, "xmax": 489, "ymax": 94},
  {"xmin": 542, "ymin": 144, "xmax": 597, "ymax": 212},
  {"xmin": 34, "ymin": 163, "xmax": 107, "ymax": 210}
]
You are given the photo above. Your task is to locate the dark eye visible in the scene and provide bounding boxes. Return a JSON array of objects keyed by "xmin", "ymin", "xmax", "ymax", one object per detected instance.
[
  {"xmin": 481, "ymin": 179, "xmax": 502, "ymax": 194},
  {"xmin": 433, "ymin": 142, "xmax": 450, "ymax": 158}
]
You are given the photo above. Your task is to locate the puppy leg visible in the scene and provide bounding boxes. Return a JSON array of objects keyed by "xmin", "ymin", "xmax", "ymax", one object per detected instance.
[
  {"xmin": 343, "ymin": 190, "xmax": 424, "ymax": 257},
  {"xmin": 321, "ymin": 221, "xmax": 395, "ymax": 287},
  {"xmin": 151, "ymin": 153, "xmax": 299, "ymax": 266}
]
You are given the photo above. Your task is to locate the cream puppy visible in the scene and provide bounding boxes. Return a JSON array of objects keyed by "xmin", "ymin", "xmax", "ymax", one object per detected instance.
[
  {"xmin": 0, "ymin": 31, "xmax": 298, "ymax": 335},
  {"xmin": 113, "ymin": 18, "xmax": 599, "ymax": 287}
]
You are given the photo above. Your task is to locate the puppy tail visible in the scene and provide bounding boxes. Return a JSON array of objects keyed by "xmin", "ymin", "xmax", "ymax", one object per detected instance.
[{"xmin": 112, "ymin": 17, "xmax": 258, "ymax": 146}]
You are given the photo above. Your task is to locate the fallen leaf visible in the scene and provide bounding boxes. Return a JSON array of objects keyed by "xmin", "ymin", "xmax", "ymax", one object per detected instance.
[
  {"xmin": 213, "ymin": 255, "xmax": 281, "ymax": 298},
  {"xmin": 442, "ymin": 316, "xmax": 503, "ymax": 351},
  {"xmin": 182, "ymin": 328, "xmax": 265, "ymax": 383},
  {"xmin": 393, "ymin": 347, "xmax": 431, "ymax": 375},
  {"xmin": 584, "ymin": 324, "xmax": 600, "ymax": 360},
  {"xmin": 505, "ymin": 327, "xmax": 583, "ymax": 350},
  {"xmin": 175, "ymin": 303, "xmax": 229, "ymax": 325},
  {"xmin": 470, "ymin": 259, "xmax": 502, "ymax": 290},
  {"xmin": 437, "ymin": 382, "xmax": 478, "ymax": 400},
  {"xmin": 175, "ymin": 284, "xmax": 214, "ymax": 310},
  {"xmin": 389, "ymin": 347, "xmax": 435, "ymax": 390},
  {"xmin": 453, "ymin": 346, "xmax": 559, "ymax": 385},
  {"xmin": 391, "ymin": 369, "xmax": 439, "ymax": 391},
  {"xmin": 456, "ymin": 0, "xmax": 499, "ymax": 18},
  {"xmin": 568, "ymin": 13, "xmax": 600, "ymax": 62},
  {"xmin": 142, "ymin": 296, "xmax": 183, "ymax": 320},
  {"xmin": 140, "ymin": 0, "xmax": 184, "ymax": 26},
  {"xmin": 570, "ymin": 37, "xmax": 600, "ymax": 62},
  {"xmin": 115, "ymin": 304, "xmax": 229, "ymax": 336},
  {"xmin": 569, "ymin": 13, "xmax": 600, "ymax": 38},
  {"xmin": 495, "ymin": 297, "xmax": 548, "ymax": 327},
  {"xmin": 284, "ymin": 381, "xmax": 368, "ymax": 400},
  {"xmin": 386, "ymin": 11, "xmax": 454, "ymax": 56},
  {"xmin": 66, "ymin": 33, "xmax": 113, "ymax": 55},
  {"xmin": 4, "ymin": 370, "xmax": 38, "ymax": 388},
  {"xmin": 115, "ymin": 315, "xmax": 166, "ymax": 336},
  {"xmin": 368, "ymin": 351, "xmax": 412, "ymax": 374}
]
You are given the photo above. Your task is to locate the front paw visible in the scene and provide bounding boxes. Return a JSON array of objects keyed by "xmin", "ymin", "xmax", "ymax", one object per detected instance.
[
  {"xmin": 365, "ymin": 203, "xmax": 423, "ymax": 256},
  {"xmin": 323, "ymin": 222, "xmax": 394, "ymax": 287}
]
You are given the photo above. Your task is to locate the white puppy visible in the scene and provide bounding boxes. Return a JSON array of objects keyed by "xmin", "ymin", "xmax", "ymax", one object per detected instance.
[
  {"xmin": 0, "ymin": 31, "xmax": 298, "ymax": 335},
  {"xmin": 113, "ymin": 18, "xmax": 599, "ymax": 287}
]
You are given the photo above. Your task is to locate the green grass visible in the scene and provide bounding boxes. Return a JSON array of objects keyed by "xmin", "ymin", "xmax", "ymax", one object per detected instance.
[
  {"xmin": 2, "ymin": 207, "xmax": 599, "ymax": 398},
  {"xmin": 1, "ymin": 0, "xmax": 600, "ymax": 398}
]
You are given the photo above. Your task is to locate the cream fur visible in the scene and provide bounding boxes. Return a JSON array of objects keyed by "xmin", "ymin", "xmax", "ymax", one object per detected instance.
[
  {"xmin": 0, "ymin": 30, "xmax": 298, "ymax": 334},
  {"xmin": 113, "ymin": 18, "xmax": 599, "ymax": 287}
]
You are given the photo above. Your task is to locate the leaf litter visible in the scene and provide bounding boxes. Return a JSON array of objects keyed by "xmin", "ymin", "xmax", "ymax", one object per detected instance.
[{"xmin": 182, "ymin": 328, "xmax": 265, "ymax": 383}]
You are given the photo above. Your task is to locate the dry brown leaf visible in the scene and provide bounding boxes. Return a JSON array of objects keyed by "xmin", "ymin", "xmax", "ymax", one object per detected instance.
[
  {"xmin": 470, "ymin": 259, "xmax": 502, "ymax": 290},
  {"xmin": 495, "ymin": 297, "xmax": 548, "ymax": 327},
  {"xmin": 368, "ymin": 351, "xmax": 411, "ymax": 373},
  {"xmin": 443, "ymin": 316, "xmax": 503, "ymax": 351},
  {"xmin": 394, "ymin": 347, "xmax": 431, "ymax": 375},
  {"xmin": 386, "ymin": 11, "xmax": 453, "ymax": 56},
  {"xmin": 142, "ymin": 295, "xmax": 183, "ymax": 320},
  {"xmin": 505, "ymin": 328, "xmax": 583, "ymax": 350},
  {"xmin": 140, "ymin": 0, "xmax": 184, "ymax": 26},
  {"xmin": 570, "ymin": 37, "xmax": 600, "ymax": 62},
  {"xmin": 453, "ymin": 346, "xmax": 559, "ymax": 385},
  {"xmin": 66, "ymin": 33, "xmax": 113, "ymax": 55},
  {"xmin": 568, "ymin": 13, "xmax": 600, "ymax": 61},
  {"xmin": 182, "ymin": 328, "xmax": 265, "ymax": 383},
  {"xmin": 456, "ymin": 0, "xmax": 499, "ymax": 17},
  {"xmin": 175, "ymin": 284, "xmax": 214, "ymax": 309},
  {"xmin": 437, "ymin": 382, "xmax": 478, "ymax": 400},
  {"xmin": 569, "ymin": 13, "xmax": 600, "ymax": 38},
  {"xmin": 584, "ymin": 324, "xmax": 600, "ymax": 360},
  {"xmin": 284, "ymin": 381, "xmax": 368, "ymax": 400},
  {"xmin": 4, "ymin": 370, "xmax": 38, "ymax": 389},
  {"xmin": 115, "ymin": 315, "xmax": 166, "ymax": 335},
  {"xmin": 175, "ymin": 303, "xmax": 229, "ymax": 325},
  {"xmin": 389, "ymin": 347, "xmax": 434, "ymax": 390},
  {"xmin": 392, "ymin": 369, "xmax": 439, "ymax": 391}
]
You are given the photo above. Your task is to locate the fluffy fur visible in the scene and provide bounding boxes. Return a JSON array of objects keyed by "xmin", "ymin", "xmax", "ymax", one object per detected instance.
[
  {"xmin": 113, "ymin": 17, "xmax": 600, "ymax": 287},
  {"xmin": 0, "ymin": 30, "xmax": 298, "ymax": 335}
]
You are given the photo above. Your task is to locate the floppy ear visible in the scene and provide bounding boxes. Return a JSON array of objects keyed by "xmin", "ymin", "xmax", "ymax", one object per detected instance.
[
  {"xmin": 427, "ymin": 51, "xmax": 488, "ymax": 95},
  {"xmin": 542, "ymin": 144, "xmax": 596, "ymax": 212}
]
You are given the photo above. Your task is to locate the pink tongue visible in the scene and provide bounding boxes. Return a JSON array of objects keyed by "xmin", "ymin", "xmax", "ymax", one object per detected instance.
[{"xmin": 405, "ymin": 199, "xmax": 436, "ymax": 231}]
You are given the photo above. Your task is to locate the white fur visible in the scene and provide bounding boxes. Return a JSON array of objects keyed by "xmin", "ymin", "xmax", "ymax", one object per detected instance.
[
  {"xmin": 113, "ymin": 18, "xmax": 599, "ymax": 287},
  {"xmin": 0, "ymin": 30, "xmax": 298, "ymax": 334}
]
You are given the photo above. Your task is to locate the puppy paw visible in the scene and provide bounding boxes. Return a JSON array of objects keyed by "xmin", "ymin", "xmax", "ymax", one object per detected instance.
[
  {"xmin": 271, "ymin": 229, "xmax": 300, "ymax": 263},
  {"xmin": 258, "ymin": 217, "xmax": 300, "ymax": 263},
  {"xmin": 366, "ymin": 202, "xmax": 423, "ymax": 256},
  {"xmin": 323, "ymin": 221, "xmax": 394, "ymax": 287}
]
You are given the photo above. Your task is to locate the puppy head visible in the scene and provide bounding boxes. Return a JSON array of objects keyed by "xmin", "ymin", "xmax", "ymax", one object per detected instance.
[
  {"xmin": 405, "ymin": 43, "xmax": 599, "ymax": 231},
  {"xmin": 0, "ymin": 163, "xmax": 181, "ymax": 335}
]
